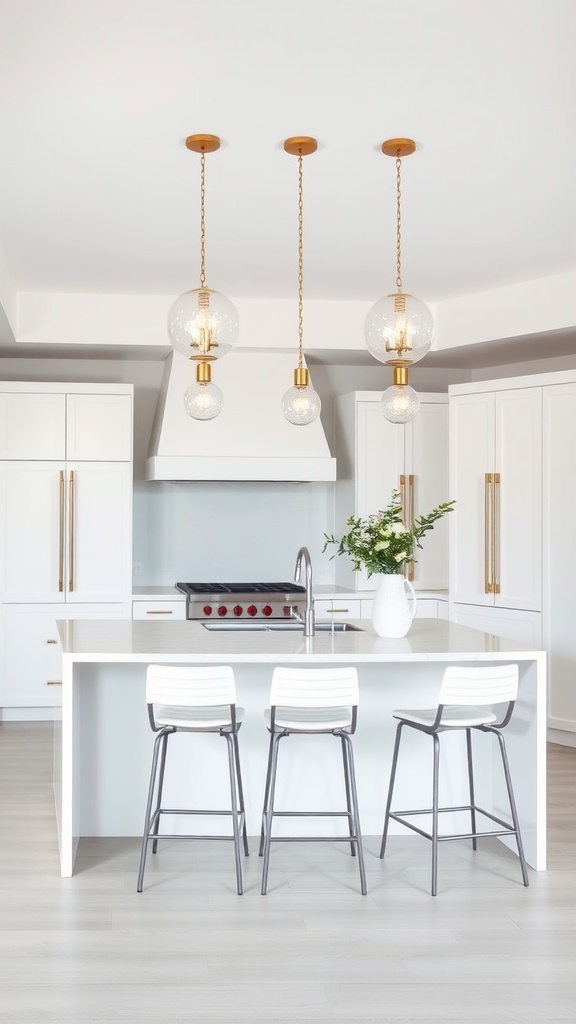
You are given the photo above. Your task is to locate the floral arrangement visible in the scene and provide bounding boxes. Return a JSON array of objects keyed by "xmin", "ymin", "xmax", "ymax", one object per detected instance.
[{"xmin": 323, "ymin": 490, "xmax": 455, "ymax": 577}]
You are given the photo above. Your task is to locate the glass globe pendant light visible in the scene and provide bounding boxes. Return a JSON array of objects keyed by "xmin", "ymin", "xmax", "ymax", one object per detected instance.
[
  {"xmin": 364, "ymin": 138, "xmax": 434, "ymax": 424},
  {"xmin": 167, "ymin": 134, "xmax": 239, "ymax": 420},
  {"xmin": 281, "ymin": 136, "xmax": 321, "ymax": 426}
]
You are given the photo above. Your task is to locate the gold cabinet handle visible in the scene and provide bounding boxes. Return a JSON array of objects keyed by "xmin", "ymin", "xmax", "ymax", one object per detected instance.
[
  {"xmin": 493, "ymin": 472, "xmax": 501, "ymax": 594},
  {"xmin": 46, "ymin": 639, "xmax": 58, "ymax": 644},
  {"xmin": 58, "ymin": 470, "xmax": 65, "ymax": 592},
  {"xmin": 47, "ymin": 680, "xmax": 62, "ymax": 686},
  {"xmin": 146, "ymin": 609, "xmax": 174, "ymax": 615},
  {"xmin": 326, "ymin": 607, "xmax": 350, "ymax": 614},
  {"xmin": 68, "ymin": 470, "xmax": 75, "ymax": 592},
  {"xmin": 484, "ymin": 472, "xmax": 493, "ymax": 593}
]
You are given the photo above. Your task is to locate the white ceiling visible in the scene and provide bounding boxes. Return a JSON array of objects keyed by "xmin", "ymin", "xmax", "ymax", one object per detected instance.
[{"xmin": 0, "ymin": 0, "xmax": 575, "ymax": 364}]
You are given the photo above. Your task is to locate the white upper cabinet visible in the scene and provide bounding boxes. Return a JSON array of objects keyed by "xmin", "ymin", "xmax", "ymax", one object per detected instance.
[
  {"xmin": 0, "ymin": 392, "xmax": 66, "ymax": 459},
  {"xmin": 450, "ymin": 386, "xmax": 542, "ymax": 611},
  {"xmin": 0, "ymin": 386, "xmax": 132, "ymax": 461},
  {"xmin": 66, "ymin": 394, "xmax": 132, "ymax": 461},
  {"xmin": 334, "ymin": 392, "xmax": 449, "ymax": 591}
]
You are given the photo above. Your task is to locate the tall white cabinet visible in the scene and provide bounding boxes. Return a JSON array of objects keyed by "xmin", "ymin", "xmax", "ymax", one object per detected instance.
[
  {"xmin": 0, "ymin": 383, "xmax": 133, "ymax": 716},
  {"xmin": 449, "ymin": 369, "xmax": 576, "ymax": 737},
  {"xmin": 334, "ymin": 392, "xmax": 449, "ymax": 592}
]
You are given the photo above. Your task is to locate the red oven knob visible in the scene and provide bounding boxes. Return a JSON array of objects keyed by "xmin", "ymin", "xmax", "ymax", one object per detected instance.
[
  {"xmin": 217, "ymin": 605, "xmax": 228, "ymax": 617},
  {"xmin": 203, "ymin": 605, "xmax": 213, "ymax": 616},
  {"xmin": 233, "ymin": 605, "xmax": 243, "ymax": 617},
  {"xmin": 262, "ymin": 604, "xmax": 273, "ymax": 617},
  {"xmin": 247, "ymin": 604, "xmax": 257, "ymax": 616}
]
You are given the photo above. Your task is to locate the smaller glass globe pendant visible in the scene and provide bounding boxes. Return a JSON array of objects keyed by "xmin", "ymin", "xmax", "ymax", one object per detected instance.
[
  {"xmin": 183, "ymin": 362, "xmax": 223, "ymax": 421},
  {"xmin": 281, "ymin": 135, "xmax": 321, "ymax": 426},
  {"xmin": 282, "ymin": 366, "xmax": 322, "ymax": 426},
  {"xmin": 380, "ymin": 366, "xmax": 420, "ymax": 424}
]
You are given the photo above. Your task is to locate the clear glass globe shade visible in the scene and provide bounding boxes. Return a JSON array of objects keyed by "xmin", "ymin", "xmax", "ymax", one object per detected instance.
[
  {"xmin": 365, "ymin": 293, "xmax": 434, "ymax": 366},
  {"xmin": 281, "ymin": 385, "xmax": 321, "ymax": 426},
  {"xmin": 183, "ymin": 380, "xmax": 224, "ymax": 420},
  {"xmin": 381, "ymin": 384, "xmax": 420, "ymax": 424},
  {"xmin": 168, "ymin": 287, "xmax": 239, "ymax": 360}
]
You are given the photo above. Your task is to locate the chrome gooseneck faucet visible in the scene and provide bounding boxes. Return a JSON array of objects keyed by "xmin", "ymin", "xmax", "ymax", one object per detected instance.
[{"xmin": 294, "ymin": 546, "xmax": 315, "ymax": 637}]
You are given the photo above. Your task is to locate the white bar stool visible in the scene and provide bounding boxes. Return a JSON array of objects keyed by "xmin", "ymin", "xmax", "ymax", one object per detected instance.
[
  {"xmin": 380, "ymin": 663, "xmax": 530, "ymax": 895},
  {"xmin": 137, "ymin": 664, "xmax": 248, "ymax": 895},
  {"xmin": 259, "ymin": 666, "xmax": 366, "ymax": 895}
]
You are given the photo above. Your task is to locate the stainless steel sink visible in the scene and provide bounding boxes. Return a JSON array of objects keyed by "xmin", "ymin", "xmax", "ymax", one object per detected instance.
[{"xmin": 202, "ymin": 620, "xmax": 363, "ymax": 633}]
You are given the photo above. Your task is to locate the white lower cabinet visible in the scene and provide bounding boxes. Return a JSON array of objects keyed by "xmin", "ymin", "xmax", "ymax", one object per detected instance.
[
  {"xmin": 0, "ymin": 604, "xmax": 125, "ymax": 709},
  {"xmin": 132, "ymin": 600, "xmax": 186, "ymax": 620},
  {"xmin": 450, "ymin": 602, "xmax": 542, "ymax": 647}
]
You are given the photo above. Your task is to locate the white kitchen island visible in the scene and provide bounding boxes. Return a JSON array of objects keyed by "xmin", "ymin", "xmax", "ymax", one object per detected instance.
[{"xmin": 56, "ymin": 617, "xmax": 546, "ymax": 877}]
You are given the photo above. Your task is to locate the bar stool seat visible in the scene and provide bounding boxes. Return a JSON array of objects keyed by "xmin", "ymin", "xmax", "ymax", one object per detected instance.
[
  {"xmin": 137, "ymin": 664, "xmax": 249, "ymax": 895},
  {"xmin": 260, "ymin": 665, "xmax": 366, "ymax": 895},
  {"xmin": 380, "ymin": 663, "xmax": 530, "ymax": 895}
]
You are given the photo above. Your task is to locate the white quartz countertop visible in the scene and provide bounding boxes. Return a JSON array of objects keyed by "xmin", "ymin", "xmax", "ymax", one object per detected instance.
[{"xmin": 57, "ymin": 617, "xmax": 542, "ymax": 664}]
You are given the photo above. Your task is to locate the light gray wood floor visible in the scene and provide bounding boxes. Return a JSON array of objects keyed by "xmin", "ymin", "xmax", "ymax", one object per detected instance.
[{"xmin": 1, "ymin": 722, "xmax": 575, "ymax": 1023}]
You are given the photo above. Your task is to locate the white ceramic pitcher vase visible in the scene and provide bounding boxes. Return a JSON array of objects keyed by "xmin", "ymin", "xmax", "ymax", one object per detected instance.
[{"xmin": 371, "ymin": 573, "xmax": 418, "ymax": 638}]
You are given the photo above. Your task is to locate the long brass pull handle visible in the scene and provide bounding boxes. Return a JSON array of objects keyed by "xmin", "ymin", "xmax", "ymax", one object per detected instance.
[
  {"xmin": 46, "ymin": 639, "xmax": 58, "ymax": 644},
  {"xmin": 493, "ymin": 472, "xmax": 501, "ymax": 594},
  {"xmin": 146, "ymin": 610, "xmax": 174, "ymax": 615},
  {"xmin": 326, "ymin": 608, "xmax": 350, "ymax": 614},
  {"xmin": 47, "ymin": 680, "xmax": 62, "ymax": 686},
  {"xmin": 399, "ymin": 475, "xmax": 407, "ymax": 521},
  {"xmin": 68, "ymin": 470, "xmax": 75, "ymax": 592},
  {"xmin": 58, "ymin": 471, "xmax": 65, "ymax": 592},
  {"xmin": 484, "ymin": 473, "xmax": 493, "ymax": 593},
  {"xmin": 407, "ymin": 475, "xmax": 415, "ymax": 582}
]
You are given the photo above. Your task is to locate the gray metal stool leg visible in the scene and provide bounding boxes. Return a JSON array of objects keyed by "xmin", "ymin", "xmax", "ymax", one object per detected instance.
[
  {"xmin": 380, "ymin": 721, "xmax": 404, "ymax": 859},
  {"xmin": 137, "ymin": 727, "xmax": 170, "ymax": 892},
  {"xmin": 431, "ymin": 733, "xmax": 440, "ymax": 897},
  {"xmin": 341, "ymin": 732, "xmax": 367, "ymax": 895},
  {"xmin": 232, "ymin": 732, "xmax": 249, "ymax": 857},
  {"xmin": 491, "ymin": 728, "xmax": 530, "ymax": 887},
  {"xmin": 259, "ymin": 731, "xmax": 276, "ymax": 857},
  {"xmin": 466, "ymin": 728, "xmax": 478, "ymax": 851},
  {"xmin": 223, "ymin": 732, "xmax": 244, "ymax": 895},
  {"xmin": 261, "ymin": 732, "xmax": 284, "ymax": 895},
  {"xmin": 340, "ymin": 734, "xmax": 356, "ymax": 857},
  {"xmin": 152, "ymin": 730, "xmax": 171, "ymax": 854}
]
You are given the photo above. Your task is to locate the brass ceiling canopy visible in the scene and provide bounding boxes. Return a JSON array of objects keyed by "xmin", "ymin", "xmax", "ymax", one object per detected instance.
[
  {"xmin": 185, "ymin": 134, "xmax": 221, "ymax": 154},
  {"xmin": 381, "ymin": 137, "xmax": 416, "ymax": 158},
  {"xmin": 283, "ymin": 136, "xmax": 318, "ymax": 157}
]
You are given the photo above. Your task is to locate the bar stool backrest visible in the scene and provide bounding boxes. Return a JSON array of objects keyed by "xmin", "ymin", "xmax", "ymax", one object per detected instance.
[
  {"xmin": 270, "ymin": 666, "xmax": 359, "ymax": 709},
  {"xmin": 146, "ymin": 664, "xmax": 237, "ymax": 709},
  {"xmin": 439, "ymin": 664, "xmax": 518, "ymax": 707}
]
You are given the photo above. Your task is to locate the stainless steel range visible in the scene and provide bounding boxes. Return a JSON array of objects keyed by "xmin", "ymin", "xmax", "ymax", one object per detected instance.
[{"xmin": 175, "ymin": 582, "xmax": 307, "ymax": 621}]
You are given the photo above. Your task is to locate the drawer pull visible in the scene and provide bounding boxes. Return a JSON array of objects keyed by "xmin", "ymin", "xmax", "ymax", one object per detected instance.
[
  {"xmin": 328, "ymin": 608, "xmax": 349, "ymax": 614},
  {"xmin": 146, "ymin": 609, "xmax": 174, "ymax": 615},
  {"xmin": 47, "ymin": 680, "xmax": 62, "ymax": 686},
  {"xmin": 46, "ymin": 639, "xmax": 58, "ymax": 644}
]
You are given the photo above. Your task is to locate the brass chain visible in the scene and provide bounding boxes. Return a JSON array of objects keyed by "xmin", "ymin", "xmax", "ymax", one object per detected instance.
[
  {"xmin": 199, "ymin": 150, "xmax": 206, "ymax": 288},
  {"xmin": 395, "ymin": 151, "xmax": 403, "ymax": 293},
  {"xmin": 297, "ymin": 153, "xmax": 304, "ymax": 370}
]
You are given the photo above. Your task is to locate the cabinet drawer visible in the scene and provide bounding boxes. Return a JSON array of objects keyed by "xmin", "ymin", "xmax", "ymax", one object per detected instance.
[
  {"xmin": 315, "ymin": 599, "xmax": 362, "ymax": 619},
  {"xmin": 132, "ymin": 600, "xmax": 186, "ymax": 620}
]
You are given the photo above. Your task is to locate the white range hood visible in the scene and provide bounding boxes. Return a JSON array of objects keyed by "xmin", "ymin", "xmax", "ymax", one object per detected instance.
[{"xmin": 145, "ymin": 350, "xmax": 337, "ymax": 482}]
